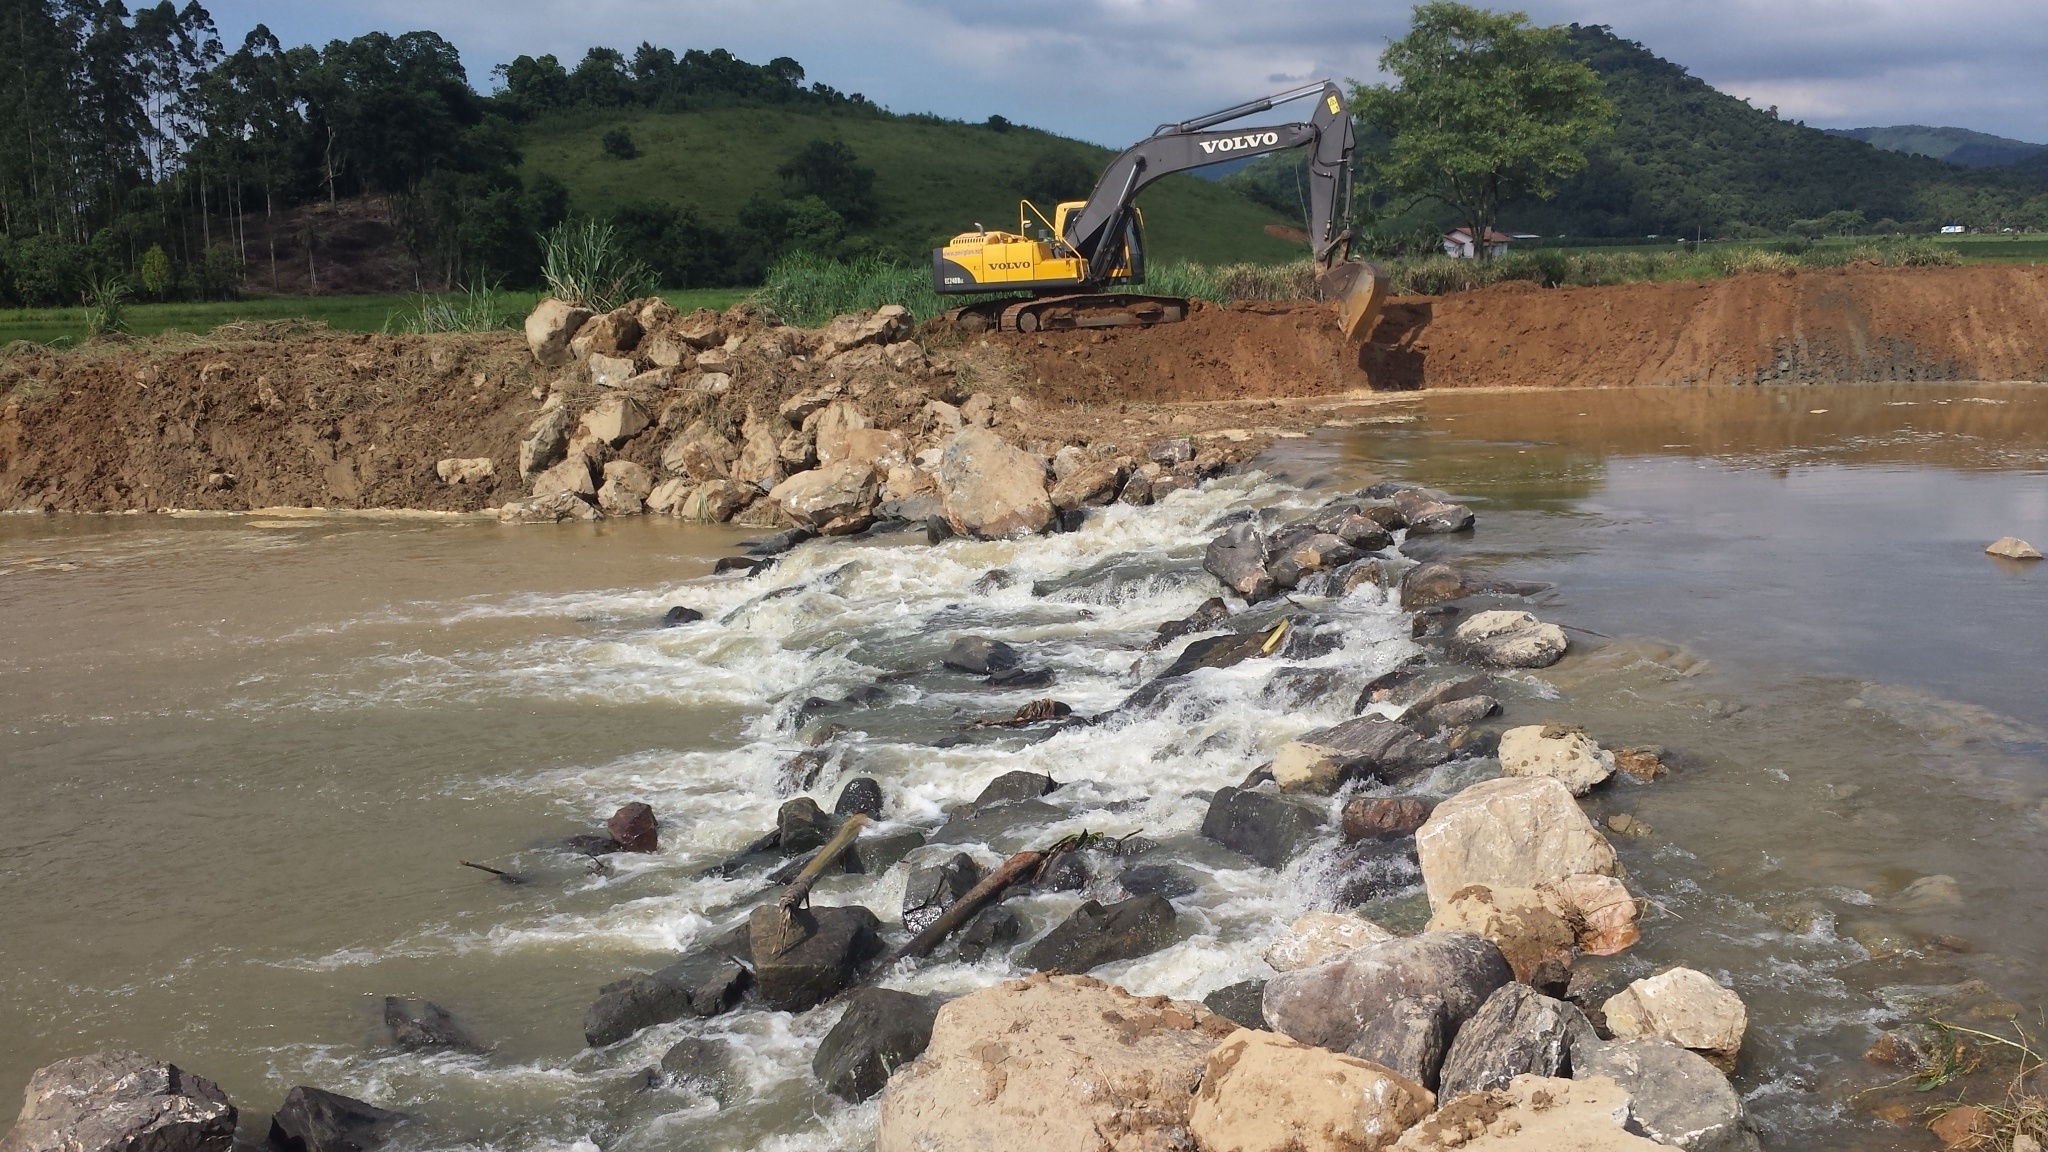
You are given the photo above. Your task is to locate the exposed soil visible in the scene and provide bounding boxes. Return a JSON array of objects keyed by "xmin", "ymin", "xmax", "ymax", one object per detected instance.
[{"xmin": 4, "ymin": 264, "xmax": 2045, "ymax": 515}]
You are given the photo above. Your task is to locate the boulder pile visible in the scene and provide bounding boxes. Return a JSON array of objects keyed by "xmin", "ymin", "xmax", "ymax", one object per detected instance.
[{"xmin": 498, "ymin": 298, "xmax": 1245, "ymax": 529}]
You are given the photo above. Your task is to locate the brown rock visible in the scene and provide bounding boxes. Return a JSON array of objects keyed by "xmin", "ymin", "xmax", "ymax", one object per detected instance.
[
  {"xmin": 1426, "ymin": 885, "xmax": 1578, "ymax": 987},
  {"xmin": 1050, "ymin": 459, "xmax": 1126, "ymax": 511},
  {"xmin": 1390, "ymin": 1075, "xmax": 1658, "ymax": 1151},
  {"xmin": 524, "ymin": 299, "xmax": 592, "ymax": 366},
  {"xmin": 1342, "ymin": 797, "xmax": 1434, "ymax": 842},
  {"xmin": 1188, "ymin": 1029, "xmax": 1433, "ymax": 1152},
  {"xmin": 768, "ymin": 460, "xmax": 879, "ymax": 529},
  {"xmin": 661, "ymin": 422, "xmax": 738, "ymax": 480},
  {"xmin": 569, "ymin": 307, "xmax": 643, "ymax": 359},
  {"xmin": 597, "ymin": 461, "xmax": 653, "ymax": 515},
  {"xmin": 606, "ymin": 803, "xmax": 657, "ymax": 852},
  {"xmin": 1930, "ymin": 1105, "xmax": 1991, "ymax": 1148},
  {"xmin": 1614, "ymin": 746, "xmax": 1668, "ymax": 781}
]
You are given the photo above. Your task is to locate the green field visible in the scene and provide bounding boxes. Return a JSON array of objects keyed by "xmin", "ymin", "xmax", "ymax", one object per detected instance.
[
  {"xmin": 519, "ymin": 107, "xmax": 1305, "ymax": 267},
  {"xmin": 1518, "ymin": 234, "xmax": 2048, "ymax": 262},
  {"xmin": 0, "ymin": 288, "xmax": 749, "ymax": 348}
]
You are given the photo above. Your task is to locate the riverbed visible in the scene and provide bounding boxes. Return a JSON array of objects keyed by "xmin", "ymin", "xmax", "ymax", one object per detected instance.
[{"xmin": 3, "ymin": 381, "xmax": 2044, "ymax": 1151}]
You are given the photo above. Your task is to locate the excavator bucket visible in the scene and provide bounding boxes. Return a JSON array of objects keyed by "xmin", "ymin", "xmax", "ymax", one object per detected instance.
[{"xmin": 1319, "ymin": 261, "xmax": 1389, "ymax": 343}]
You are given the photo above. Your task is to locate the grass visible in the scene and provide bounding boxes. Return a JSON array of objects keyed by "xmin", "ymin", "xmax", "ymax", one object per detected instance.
[
  {"xmin": 518, "ymin": 105, "xmax": 1306, "ymax": 266},
  {"xmin": 0, "ymin": 287, "xmax": 748, "ymax": 347},
  {"xmin": 1521, "ymin": 233, "xmax": 2048, "ymax": 264}
]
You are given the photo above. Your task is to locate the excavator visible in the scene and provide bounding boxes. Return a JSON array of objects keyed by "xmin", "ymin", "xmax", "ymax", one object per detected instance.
[{"xmin": 931, "ymin": 80, "xmax": 1385, "ymax": 342}]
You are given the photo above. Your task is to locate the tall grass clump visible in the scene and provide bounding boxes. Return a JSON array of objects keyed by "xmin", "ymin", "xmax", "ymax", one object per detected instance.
[
  {"xmin": 83, "ymin": 275, "xmax": 129, "ymax": 337},
  {"xmin": 390, "ymin": 279, "xmax": 516, "ymax": 334},
  {"xmin": 755, "ymin": 251, "xmax": 951, "ymax": 325},
  {"xmin": 541, "ymin": 220, "xmax": 657, "ymax": 313}
]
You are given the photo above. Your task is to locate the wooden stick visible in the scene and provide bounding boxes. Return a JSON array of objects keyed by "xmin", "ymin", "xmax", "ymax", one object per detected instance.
[
  {"xmin": 777, "ymin": 814, "xmax": 869, "ymax": 913},
  {"xmin": 887, "ymin": 832, "xmax": 1089, "ymax": 964},
  {"xmin": 459, "ymin": 860, "xmax": 525, "ymax": 884}
]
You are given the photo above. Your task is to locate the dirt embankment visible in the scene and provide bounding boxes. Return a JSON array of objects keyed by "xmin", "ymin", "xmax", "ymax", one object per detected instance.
[
  {"xmin": 3, "ymin": 263, "xmax": 2044, "ymax": 515},
  {"xmin": 1000, "ymin": 263, "xmax": 2048, "ymax": 403}
]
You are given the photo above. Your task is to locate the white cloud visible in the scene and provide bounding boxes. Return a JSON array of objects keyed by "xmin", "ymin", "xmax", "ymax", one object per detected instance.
[{"xmin": 208, "ymin": 0, "xmax": 2048, "ymax": 145}]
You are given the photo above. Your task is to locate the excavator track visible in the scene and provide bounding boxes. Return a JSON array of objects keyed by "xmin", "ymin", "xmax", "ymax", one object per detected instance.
[{"xmin": 946, "ymin": 294, "xmax": 1189, "ymax": 335}]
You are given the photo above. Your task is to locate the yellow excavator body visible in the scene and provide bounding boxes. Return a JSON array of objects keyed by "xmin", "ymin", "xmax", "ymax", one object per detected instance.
[{"xmin": 933, "ymin": 201, "xmax": 1136, "ymax": 293}]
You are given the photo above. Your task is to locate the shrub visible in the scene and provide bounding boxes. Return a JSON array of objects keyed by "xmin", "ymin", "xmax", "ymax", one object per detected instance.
[
  {"xmin": 139, "ymin": 245, "xmax": 172, "ymax": 300},
  {"xmin": 601, "ymin": 127, "xmax": 638, "ymax": 160},
  {"xmin": 83, "ymin": 276, "xmax": 129, "ymax": 336},
  {"xmin": 194, "ymin": 244, "xmax": 244, "ymax": 301}
]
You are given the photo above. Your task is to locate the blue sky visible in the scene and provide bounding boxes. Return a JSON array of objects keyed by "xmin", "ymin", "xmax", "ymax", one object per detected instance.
[{"xmin": 212, "ymin": 0, "xmax": 2048, "ymax": 147}]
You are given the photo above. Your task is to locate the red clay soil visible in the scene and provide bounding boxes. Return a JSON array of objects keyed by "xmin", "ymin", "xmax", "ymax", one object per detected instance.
[{"xmin": 998, "ymin": 263, "xmax": 2048, "ymax": 404}]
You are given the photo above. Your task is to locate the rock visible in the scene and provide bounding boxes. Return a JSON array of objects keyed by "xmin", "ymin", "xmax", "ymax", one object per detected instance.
[
  {"xmin": 1152, "ymin": 596, "xmax": 1232, "ymax": 648},
  {"xmin": 1118, "ymin": 862, "xmax": 1203, "ymax": 899},
  {"xmin": 902, "ymin": 852, "xmax": 984, "ymax": 935},
  {"xmin": 1399, "ymin": 563, "xmax": 1480, "ymax": 609},
  {"xmin": 435, "ymin": 457, "xmax": 493, "ymax": 485},
  {"xmin": 1576, "ymin": 1039, "xmax": 1762, "ymax": 1152},
  {"xmin": 1890, "ymin": 874, "xmax": 1964, "ymax": 912},
  {"xmin": 1390, "ymin": 1074, "xmax": 1657, "ymax": 1151},
  {"xmin": 732, "ymin": 406, "xmax": 784, "ymax": 490},
  {"xmin": 1264, "ymin": 931, "xmax": 1512, "ymax": 1057},
  {"xmin": 661, "ymin": 606, "xmax": 702, "ymax": 626},
  {"xmin": 1614, "ymin": 747, "xmax": 1669, "ymax": 782},
  {"xmin": 570, "ymin": 308, "xmax": 643, "ymax": 359},
  {"xmin": 1415, "ymin": 776, "xmax": 1619, "ymax": 909},
  {"xmin": 1205, "ymin": 523, "xmax": 1276, "ymax": 602},
  {"xmin": 524, "ymin": 299, "xmax": 592, "ymax": 366},
  {"xmin": 661, "ymin": 424, "xmax": 738, "ymax": 480},
  {"xmin": 496, "ymin": 491, "xmax": 600, "ymax": 523},
  {"xmin": 383, "ymin": 997, "xmax": 481, "ymax": 1052},
  {"xmin": 1601, "ymin": 969, "xmax": 1746, "ymax": 1070},
  {"xmin": 1120, "ymin": 471, "xmax": 1156, "ymax": 505},
  {"xmin": 1343, "ymin": 797, "xmax": 1435, "ymax": 842},
  {"xmin": 834, "ymin": 777, "xmax": 884, "ymax": 818},
  {"xmin": 582, "ymin": 926, "xmax": 752, "ymax": 1046},
  {"xmin": 1019, "ymin": 893, "xmax": 1176, "ymax": 973},
  {"xmin": 954, "ymin": 903, "xmax": 1023, "ymax": 962},
  {"xmin": 1986, "ymin": 536, "xmax": 2043, "ymax": 560},
  {"xmin": 1451, "ymin": 611, "xmax": 1568, "ymax": 669},
  {"xmin": 1391, "ymin": 488, "xmax": 1475, "ymax": 535},
  {"xmin": 1426, "ymin": 885, "xmax": 1577, "ymax": 988},
  {"xmin": 518, "ymin": 404, "xmax": 573, "ymax": 475},
  {"xmin": 1149, "ymin": 436, "xmax": 1197, "ymax": 465},
  {"xmin": 1499, "ymin": 726, "xmax": 1616, "ymax": 796},
  {"xmin": 1931, "ymin": 1106, "xmax": 1994, "ymax": 1148},
  {"xmin": 1296, "ymin": 503, "xmax": 1397, "ymax": 551},
  {"xmin": 1050, "ymin": 459, "xmax": 1126, "ymax": 511},
  {"xmin": 938, "ymin": 426, "xmax": 1053, "ymax": 539},
  {"xmin": 874, "ymin": 972, "xmax": 1234, "ymax": 1152},
  {"xmin": 814, "ymin": 305, "xmax": 912, "ymax": 359},
  {"xmin": 606, "ymin": 803, "xmax": 657, "ymax": 852},
  {"xmin": 588, "ymin": 353, "xmax": 637, "ymax": 389},
  {"xmin": 851, "ymin": 828, "xmax": 925, "ymax": 875},
  {"xmin": 1349, "ymin": 995, "xmax": 1450, "ymax": 1088},
  {"xmin": 813, "ymin": 987, "xmax": 943, "ymax": 1103},
  {"xmin": 777, "ymin": 797, "xmax": 837, "ymax": 855},
  {"xmin": 266, "ymin": 1087, "xmax": 405, "ymax": 1152},
  {"xmin": 944, "ymin": 637, "xmax": 1021, "ymax": 676},
  {"xmin": 748, "ymin": 903, "xmax": 884, "ymax": 1012},
  {"xmin": 1437, "ymin": 983, "xmax": 1588, "ymax": 1100},
  {"xmin": 1268, "ymin": 531, "xmax": 1361, "ymax": 588},
  {"xmin": 1201, "ymin": 787, "xmax": 1327, "ymax": 868},
  {"xmin": 819, "ymin": 427, "xmax": 909, "ymax": 471},
  {"xmin": 0, "ymin": 1051, "xmax": 236, "ymax": 1152},
  {"xmin": 673, "ymin": 310, "xmax": 726, "ymax": 349},
  {"xmin": 1549, "ymin": 873, "xmax": 1641, "ymax": 956},
  {"xmin": 1203, "ymin": 981, "xmax": 1270, "ymax": 1031},
  {"xmin": 972, "ymin": 770, "xmax": 1056, "ymax": 807},
  {"xmin": 532, "ymin": 455, "xmax": 597, "ymax": 501},
  {"xmin": 1417, "ymin": 695, "xmax": 1499, "ymax": 733},
  {"xmin": 1263, "ymin": 912, "xmax": 1397, "ymax": 973},
  {"xmin": 767, "ymin": 459, "xmax": 879, "ymax": 529},
  {"xmin": 659, "ymin": 1037, "xmax": 734, "ymax": 1101},
  {"xmin": 596, "ymin": 460, "xmax": 653, "ymax": 516},
  {"xmin": 581, "ymin": 394, "xmax": 650, "ymax": 446},
  {"xmin": 676, "ymin": 479, "xmax": 749, "ymax": 522},
  {"xmin": 1271, "ymin": 715, "xmax": 1447, "ymax": 794},
  {"xmin": 1188, "ymin": 1028, "xmax": 1434, "ymax": 1152}
]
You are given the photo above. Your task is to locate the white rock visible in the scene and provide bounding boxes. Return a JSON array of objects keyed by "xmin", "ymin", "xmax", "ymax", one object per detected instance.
[
  {"xmin": 1452, "ymin": 611, "xmax": 1568, "ymax": 669},
  {"xmin": 435, "ymin": 457, "xmax": 494, "ymax": 485},
  {"xmin": 1601, "ymin": 968, "xmax": 1747, "ymax": 1067},
  {"xmin": 1987, "ymin": 536, "xmax": 2043, "ymax": 560},
  {"xmin": 580, "ymin": 394, "xmax": 650, "ymax": 447},
  {"xmin": 1498, "ymin": 725, "xmax": 1616, "ymax": 796},
  {"xmin": 938, "ymin": 426, "xmax": 1052, "ymax": 539},
  {"xmin": 1391, "ymin": 1074, "xmax": 1656, "ymax": 1150},
  {"xmin": 1416, "ymin": 776, "xmax": 1619, "ymax": 909},
  {"xmin": 497, "ymin": 491, "xmax": 600, "ymax": 522},
  {"xmin": 531, "ymin": 456, "xmax": 595, "ymax": 500},
  {"xmin": 588, "ymin": 353, "xmax": 637, "ymax": 389},
  {"xmin": 1263, "ymin": 912, "xmax": 1397, "ymax": 973},
  {"xmin": 596, "ymin": 461, "xmax": 653, "ymax": 516},
  {"xmin": 767, "ymin": 460, "xmax": 879, "ymax": 529}
]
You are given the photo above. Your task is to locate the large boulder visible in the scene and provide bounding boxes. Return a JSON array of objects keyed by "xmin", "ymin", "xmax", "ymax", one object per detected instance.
[
  {"xmin": 1262, "ymin": 912, "xmax": 1396, "ymax": 973},
  {"xmin": 596, "ymin": 461, "xmax": 653, "ymax": 516},
  {"xmin": 938, "ymin": 427, "xmax": 1053, "ymax": 539},
  {"xmin": 0, "ymin": 1052, "xmax": 236, "ymax": 1152},
  {"xmin": 662, "ymin": 423, "xmax": 738, "ymax": 480},
  {"xmin": 1600, "ymin": 969, "xmax": 1746, "ymax": 1071},
  {"xmin": 1498, "ymin": 726, "xmax": 1616, "ymax": 796},
  {"xmin": 1205, "ymin": 523, "xmax": 1275, "ymax": 602},
  {"xmin": 1415, "ymin": 777, "xmax": 1618, "ymax": 909},
  {"xmin": 748, "ymin": 903, "xmax": 883, "ymax": 1012},
  {"xmin": 582, "ymin": 925, "xmax": 752, "ymax": 1047},
  {"xmin": 524, "ymin": 299, "xmax": 592, "ymax": 366},
  {"xmin": 1450, "ymin": 611, "xmax": 1568, "ymax": 669},
  {"xmin": 1271, "ymin": 715, "xmax": 1446, "ymax": 794},
  {"xmin": 1576, "ymin": 1039, "xmax": 1762, "ymax": 1152},
  {"xmin": 1050, "ymin": 459, "xmax": 1126, "ymax": 512},
  {"xmin": 568, "ymin": 307, "xmax": 643, "ymax": 359},
  {"xmin": 819, "ymin": 427, "xmax": 909, "ymax": 472},
  {"xmin": 767, "ymin": 459, "xmax": 879, "ymax": 530},
  {"xmin": 1426, "ymin": 885, "xmax": 1579, "ymax": 988},
  {"xmin": 1349, "ymin": 995, "xmax": 1450, "ymax": 1089},
  {"xmin": 1201, "ymin": 787, "xmax": 1326, "ymax": 868},
  {"xmin": 1435, "ymin": 983, "xmax": 1590, "ymax": 1100},
  {"xmin": 580, "ymin": 394, "xmax": 650, "ymax": 446},
  {"xmin": 1262, "ymin": 931, "xmax": 1512, "ymax": 1056},
  {"xmin": 1188, "ymin": 1029, "xmax": 1434, "ymax": 1152},
  {"xmin": 1019, "ymin": 894, "xmax": 1177, "ymax": 973},
  {"xmin": 813, "ymin": 987, "xmax": 943, "ymax": 1103},
  {"xmin": 531, "ymin": 455, "xmax": 596, "ymax": 501},
  {"xmin": 875, "ymin": 972, "xmax": 1236, "ymax": 1152},
  {"xmin": 519, "ymin": 404, "xmax": 574, "ymax": 476},
  {"xmin": 266, "ymin": 1087, "xmax": 406, "ymax": 1152},
  {"xmin": 1390, "ymin": 1075, "xmax": 1658, "ymax": 1151}
]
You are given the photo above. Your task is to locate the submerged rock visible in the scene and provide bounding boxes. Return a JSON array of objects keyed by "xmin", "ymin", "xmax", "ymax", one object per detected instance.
[
  {"xmin": 383, "ymin": 997, "xmax": 481, "ymax": 1053},
  {"xmin": 902, "ymin": 852, "xmax": 984, "ymax": 935},
  {"xmin": 1986, "ymin": 535, "xmax": 2043, "ymax": 560},
  {"xmin": 971, "ymin": 770, "xmax": 1057, "ymax": 807},
  {"xmin": 953, "ymin": 903, "xmax": 1023, "ymax": 962},
  {"xmin": 0, "ymin": 1051, "xmax": 236, "ymax": 1152},
  {"xmin": 874, "ymin": 973, "xmax": 1233, "ymax": 1152},
  {"xmin": 1201, "ymin": 786, "xmax": 1326, "ymax": 868},
  {"xmin": 813, "ymin": 987, "xmax": 944, "ymax": 1103},
  {"xmin": 1187, "ymin": 1029, "xmax": 1433, "ymax": 1152},
  {"xmin": 1117, "ymin": 862, "xmax": 1204, "ymax": 899},
  {"xmin": 606, "ymin": 802, "xmax": 658, "ymax": 852},
  {"xmin": 942, "ymin": 636, "xmax": 1020, "ymax": 675},
  {"xmin": 660, "ymin": 1037, "xmax": 735, "ymax": 1102},
  {"xmin": 266, "ymin": 1087, "xmax": 406, "ymax": 1152},
  {"xmin": 1019, "ymin": 894, "xmax": 1177, "ymax": 973},
  {"xmin": 833, "ymin": 777, "xmax": 885, "ymax": 818}
]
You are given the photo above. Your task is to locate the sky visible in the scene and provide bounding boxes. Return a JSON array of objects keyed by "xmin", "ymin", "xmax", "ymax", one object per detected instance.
[{"xmin": 209, "ymin": 0, "xmax": 2048, "ymax": 148}]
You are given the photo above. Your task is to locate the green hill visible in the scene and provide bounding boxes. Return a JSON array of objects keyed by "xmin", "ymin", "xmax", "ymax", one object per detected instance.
[
  {"xmin": 518, "ymin": 106, "xmax": 1305, "ymax": 269},
  {"xmin": 1825, "ymin": 125, "xmax": 2046, "ymax": 168}
]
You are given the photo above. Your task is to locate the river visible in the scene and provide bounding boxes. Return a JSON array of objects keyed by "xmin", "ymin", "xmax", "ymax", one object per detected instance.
[{"xmin": 3, "ymin": 380, "xmax": 2044, "ymax": 1151}]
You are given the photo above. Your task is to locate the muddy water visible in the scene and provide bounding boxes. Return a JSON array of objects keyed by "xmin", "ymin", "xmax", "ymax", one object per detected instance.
[{"xmin": 1, "ymin": 381, "xmax": 2044, "ymax": 1152}]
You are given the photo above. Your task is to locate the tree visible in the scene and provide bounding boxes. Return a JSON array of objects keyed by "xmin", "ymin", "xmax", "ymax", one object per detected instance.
[
  {"xmin": 1354, "ymin": 2, "xmax": 1610, "ymax": 258},
  {"xmin": 1022, "ymin": 149, "xmax": 1096, "ymax": 206},
  {"xmin": 776, "ymin": 140, "xmax": 876, "ymax": 223}
]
